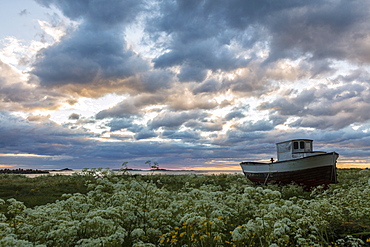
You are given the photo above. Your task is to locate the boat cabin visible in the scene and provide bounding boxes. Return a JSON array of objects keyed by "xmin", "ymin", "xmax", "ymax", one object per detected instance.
[{"xmin": 276, "ymin": 139, "xmax": 325, "ymax": 161}]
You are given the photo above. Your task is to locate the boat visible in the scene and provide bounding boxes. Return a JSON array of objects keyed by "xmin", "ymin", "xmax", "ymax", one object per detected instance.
[{"xmin": 240, "ymin": 139, "xmax": 339, "ymax": 188}]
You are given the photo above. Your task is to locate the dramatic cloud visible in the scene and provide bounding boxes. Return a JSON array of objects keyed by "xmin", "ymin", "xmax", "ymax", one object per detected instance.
[
  {"xmin": 0, "ymin": 112, "xmax": 92, "ymax": 156},
  {"xmin": 149, "ymin": 110, "xmax": 208, "ymax": 130},
  {"xmin": 259, "ymin": 81, "xmax": 370, "ymax": 130},
  {"xmin": 35, "ymin": 0, "xmax": 145, "ymax": 27},
  {"xmin": 265, "ymin": 1, "xmax": 370, "ymax": 64},
  {"xmin": 32, "ymin": 24, "xmax": 149, "ymax": 87},
  {"xmin": 0, "ymin": 60, "xmax": 71, "ymax": 111},
  {"xmin": 1, "ymin": 0, "xmax": 370, "ymax": 169},
  {"xmin": 162, "ymin": 129, "xmax": 200, "ymax": 141},
  {"xmin": 31, "ymin": 0, "xmax": 153, "ymax": 99}
]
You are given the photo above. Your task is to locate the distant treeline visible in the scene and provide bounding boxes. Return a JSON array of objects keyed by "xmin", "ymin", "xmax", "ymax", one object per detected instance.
[{"xmin": 0, "ymin": 168, "xmax": 49, "ymax": 174}]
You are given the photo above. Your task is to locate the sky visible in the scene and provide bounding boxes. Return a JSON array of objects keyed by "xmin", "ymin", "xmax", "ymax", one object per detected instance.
[{"xmin": 1, "ymin": 0, "xmax": 370, "ymax": 170}]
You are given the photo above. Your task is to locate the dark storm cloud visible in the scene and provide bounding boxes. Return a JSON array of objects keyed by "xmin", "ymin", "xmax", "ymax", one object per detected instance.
[
  {"xmin": 106, "ymin": 118, "xmax": 135, "ymax": 132},
  {"xmin": 4, "ymin": 0, "xmax": 370, "ymax": 169},
  {"xmin": 162, "ymin": 130, "xmax": 200, "ymax": 141},
  {"xmin": 177, "ymin": 66, "xmax": 207, "ymax": 83},
  {"xmin": 96, "ymin": 93, "xmax": 166, "ymax": 119},
  {"xmin": 1, "ymin": 111, "xmax": 369, "ymax": 169},
  {"xmin": 35, "ymin": 0, "xmax": 144, "ymax": 27},
  {"xmin": 148, "ymin": 110, "xmax": 208, "ymax": 130},
  {"xmin": 237, "ymin": 119, "xmax": 275, "ymax": 132},
  {"xmin": 134, "ymin": 128, "xmax": 157, "ymax": 140},
  {"xmin": 259, "ymin": 81, "xmax": 370, "ymax": 130},
  {"xmin": 31, "ymin": 0, "xmax": 370, "ymax": 100},
  {"xmin": 1, "ymin": 82, "xmax": 65, "ymax": 110},
  {"xmin": 33, "ymin": 24, "xmax": 149, "ymax": 86},
  {"xmin": 147, "ymin": 0, "xmax": 282, "ymax": 70},
  {"xmin": 220, "ymin": 63, "xmax": 285, "ymax": 95},
  {"xmin": 68, "ymin": 113, "xmax": 80, "ymax": 120},
  {"xmin": 185, "ymin": 119, "xmax": 223, "ymax": 132},
  {"xmin": 192, "ymin": 79, "xmax": 221, "ymax": 94},
  {"xmin": 153, "ymin": 38, "xmax": 250, "ymax": 71},
  {"xmin": 105, "ymin": 117, "xmax": 150, "ymax": 135},
  {"xmin": 96, "ymin": 100, "xmax": 142, "ymax": 119},
  {"xmin": 32, "ymin": 0, "xmax": 150, "ymax": 89},
  {"xmin": 266, "ymin": 0, "xmax": 370, "ymax": 64},
  {"xmin": 0, "ymin": 60, "xmax": 71, "ymax": 111},
  {"xmin": 0, "ymin": 111, "xmax": 92, "ymax": 156},
  {"xmin": 148, "ymin": 0, "xmax": 308, "ymax": 45},
  {"xmin": 224, "ymin": 130, "xmax": 267, "ymax": 146},
  {"xmin": 30, "ymin": 0, "xmax": 370, "ymax": 94},
  {"xmin": 148, "ymin": 0, "xmax": 370, "ymax": 75},
  {"xmin": 298, "ymin": 59, "xmax": 335, "ymax": 79},
  {"xmin": 224, "ymin": 110, "xmax": 245, "ymax": 121},
  {"xmin": 336, "ymin": 69, "xmax": 370, "ymax": 84},
  {"xmin": 97, "ymin": 87, "xmax": 221, "ymax": 121},
  {"xmin": 132, "ymin": 70, "xmax": 174, "ymax": 93}
]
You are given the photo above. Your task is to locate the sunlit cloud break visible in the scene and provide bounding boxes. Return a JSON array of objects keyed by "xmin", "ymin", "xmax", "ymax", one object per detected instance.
[{"xmin": 1, "ymin": 0, "xmax": 370, "ymax": 170}]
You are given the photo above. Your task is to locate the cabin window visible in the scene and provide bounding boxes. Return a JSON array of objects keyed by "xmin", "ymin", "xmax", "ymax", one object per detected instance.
[
  {"xmin": 293, "ymin": 142, "xmax": 298, "ymax": 149},
  {"xmin": 293, "ymin": 141, "xmax": 305, "ymax": 150}
]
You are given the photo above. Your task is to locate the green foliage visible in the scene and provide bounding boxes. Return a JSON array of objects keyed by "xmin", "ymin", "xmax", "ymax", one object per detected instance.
[{"xmin": 0, "ymin": 168, "xmax": 369, "ymax": 246}]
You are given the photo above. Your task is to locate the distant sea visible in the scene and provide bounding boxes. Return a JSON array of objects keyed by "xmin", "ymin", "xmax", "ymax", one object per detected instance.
[{"xmin": 24, "ymin": 169, "xmax": 243, "ymax": 178}]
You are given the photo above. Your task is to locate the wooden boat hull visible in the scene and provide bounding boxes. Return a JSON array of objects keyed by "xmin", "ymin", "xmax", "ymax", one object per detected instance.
[{"xmin": 240, "ymin": 152, "xmax": 339, "ymax": 188}]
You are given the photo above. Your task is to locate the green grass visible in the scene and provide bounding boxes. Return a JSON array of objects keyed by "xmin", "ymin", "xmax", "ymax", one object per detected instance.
[{"xmin": 0, "ymin": 174, "xmax": 89, "ymax": 210}]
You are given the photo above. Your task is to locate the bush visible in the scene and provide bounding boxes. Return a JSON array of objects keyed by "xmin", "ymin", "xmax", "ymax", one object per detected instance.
[{"xmin": 0, "ymin": 169, "xmax": 369, "ymax": 246}]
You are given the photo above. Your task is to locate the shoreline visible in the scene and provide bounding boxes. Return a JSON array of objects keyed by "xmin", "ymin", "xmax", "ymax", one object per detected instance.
[{"xmin": 0, "ymin": 168, "xmax": 73, "ymax": 174}]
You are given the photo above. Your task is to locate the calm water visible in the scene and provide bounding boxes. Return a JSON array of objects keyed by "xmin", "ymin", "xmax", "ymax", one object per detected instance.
[{"xmin": 25, "ymin": 169, "xmax": 243, "ymax": 178}]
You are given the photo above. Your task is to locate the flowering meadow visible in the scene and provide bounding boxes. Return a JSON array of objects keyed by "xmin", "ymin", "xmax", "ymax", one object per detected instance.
[{"xmin": 0, "ymin": 168, "xmax": 369, "ymax": 247}]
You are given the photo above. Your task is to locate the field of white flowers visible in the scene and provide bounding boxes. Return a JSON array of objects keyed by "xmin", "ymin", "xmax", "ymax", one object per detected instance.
[{"xmin": 0, "ymin": 168, "xmax": 369, "ymax": 247}]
